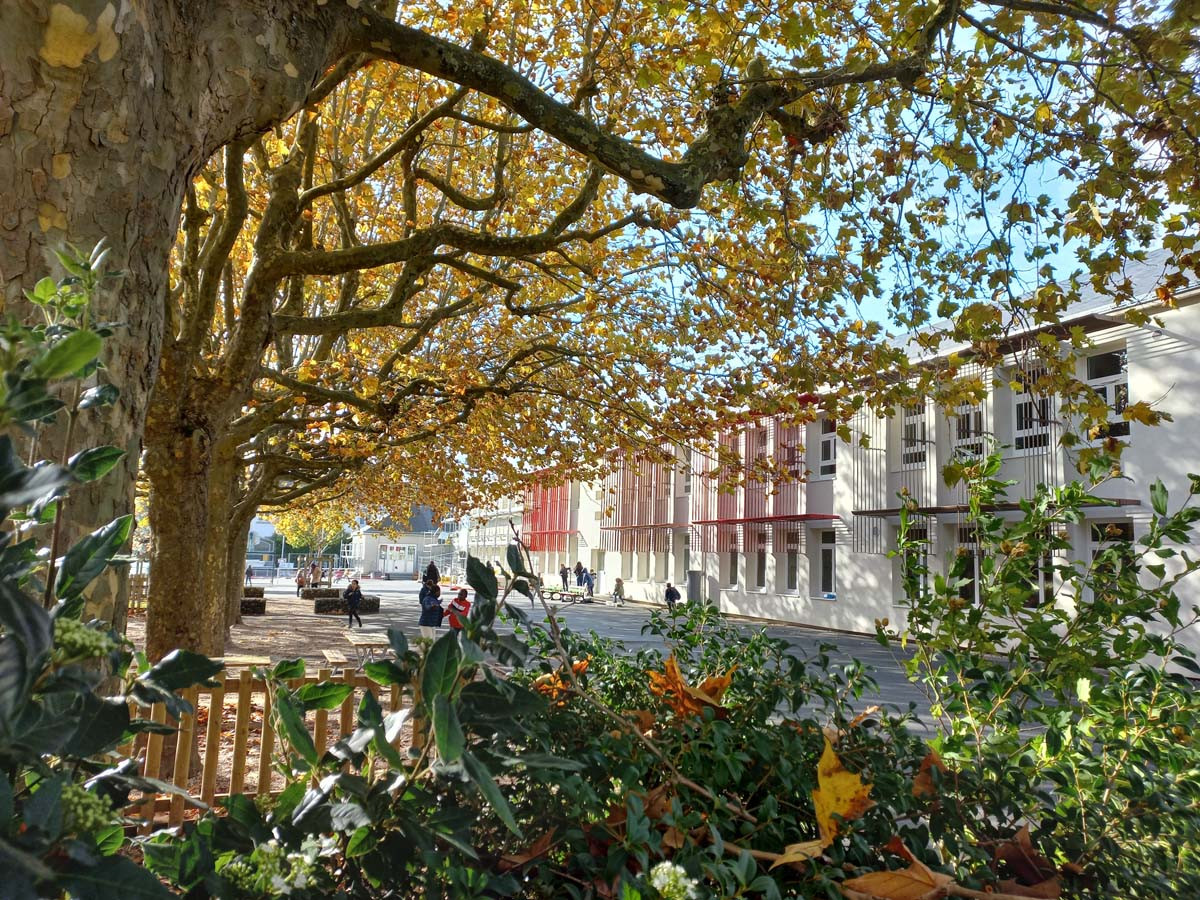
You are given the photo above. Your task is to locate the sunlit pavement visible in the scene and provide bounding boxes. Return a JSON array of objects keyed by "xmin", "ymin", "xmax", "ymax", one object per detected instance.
[{"xmin": 234, "ymin": 577, "xmax": 931, "ymax": 719}]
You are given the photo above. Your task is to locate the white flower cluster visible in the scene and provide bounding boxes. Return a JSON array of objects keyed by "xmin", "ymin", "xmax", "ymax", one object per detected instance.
[
  {"xmin": 221, "ymin": 838, "xmax": 322, "ymax": 896},
  {"xmin": 649, "ymin": 861, "xmax": 700, "ymax": 900},
  {"xmin": 61, "ymin": 783, "xmax": 115, "ymax": 835},
  {"xmin": 52, "ymin": 617, "xmax": 116, "ymax": 662}
]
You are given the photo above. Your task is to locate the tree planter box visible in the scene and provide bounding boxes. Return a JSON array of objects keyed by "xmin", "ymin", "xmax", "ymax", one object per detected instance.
[
  {"xmin": 243, "ymin": 586, "xmax": 265, "ymax": 599},
  {"xmin": 301, "ymin": 587, "xmax": 342, "ymax": 600},
  {"xmin": 241, "ymin": 597, "xmax": 266, "ymax": 615},
  {"xmin": 313, "ymin": 594, "xmax": 380, "ymax": 615}
]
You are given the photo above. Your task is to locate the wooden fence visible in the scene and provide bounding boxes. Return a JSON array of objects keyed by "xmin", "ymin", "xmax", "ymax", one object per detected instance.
[{"xmin": 123, "ymin": 667, "xmax": 409, "ymax": 831}]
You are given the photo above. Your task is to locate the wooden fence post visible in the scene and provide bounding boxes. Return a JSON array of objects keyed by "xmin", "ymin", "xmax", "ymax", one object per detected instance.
[
  {"xmin": 229, "ymin": 670, "xmax": 253, "ymax": 796},
  {"xmin": 200, "ymin": 676, "xmax": 226, "ymax": 807}
]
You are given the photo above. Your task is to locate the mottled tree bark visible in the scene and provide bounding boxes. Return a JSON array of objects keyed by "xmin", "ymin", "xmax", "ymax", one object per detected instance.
[{"xmin": 0, "ymin": 1, "xmax": 352, "ymax": 652}]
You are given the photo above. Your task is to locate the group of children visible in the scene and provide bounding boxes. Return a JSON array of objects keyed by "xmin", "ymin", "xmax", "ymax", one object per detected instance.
[{"xmin": 417, "ymin": 561, "xmax": 471, "ymax": 639}]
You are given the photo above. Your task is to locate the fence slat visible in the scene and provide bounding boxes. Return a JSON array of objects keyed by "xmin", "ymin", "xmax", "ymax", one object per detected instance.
[
  {"xmin": 313, "ymin": 667, "xmax": 332, "ymax": 763},
  {"xmin": 169, "ymin": 687, "xmax": 198, "ymax": 826},
  {"xmin": 229, "ymin": 670, "xmax": 253, "ymax": 795},
  {"xmin": 257, "ymin": 688, "xmax": 275, "ymax": 794},
  {"xmin": 339, "ymin": 668, "xmax": 356, "ymax": 737},
  {"xmin": 200, "ymin": 678, "xmax": 226, "ymax": 806},
  {"xmin": 138, "ymin": 702, "xmax": 167, "ymax": 834}
]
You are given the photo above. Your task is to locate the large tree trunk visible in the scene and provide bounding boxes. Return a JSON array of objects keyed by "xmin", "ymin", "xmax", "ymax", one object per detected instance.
[{"xmin": 0, "ymin": 2, "xmax": 352, "ymax": 646}]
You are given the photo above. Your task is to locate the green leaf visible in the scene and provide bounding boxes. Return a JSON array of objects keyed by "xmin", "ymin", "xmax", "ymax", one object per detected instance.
[
  {"xmin": 93, "ymin": 822, "xmax": 125, "ymax": 856},
  {"xmin": 462, "ymin": 751, "xmax": 522, "ymax": 836},
  {"xmin": 60, "ymin": 853, "xmax": 175, "ymax": 899},
  {"xmin": 467, "ymin": 555, "xmax": 498, "ymax": 601},
  {"xmin": 363, "ymin": 659, "xmax": 407, "ymax": 685},
  {"xmin": 68, "ymin": 446, "xmax": 125, "ymax": 484},
  {"xmin": 1151, "ymin": 479, "xmax": 1169, "ymax": 517},
  {"xmin": 0, "ymin": 774, "xmax": 11, "ymax": 822},
  {"xmin": 276, "ymin": 693, "xmax": 319, "ymax": 768},
  {"xmin": 33, "ymin": 329, "xmax": 102, "ymax": 380},
  {"xmin": 432, "ymin": 695, "xmax": 465, "ymax": 762},
  {"xmin": 421, "ymin": 632, "xmax": 462, "ymax": 701},
  {"xmin": 78, "ymin": 384, "xmax": 119, "ymax": 410},
  {"xmin": 506, "ymin": 544, "xmax": 529, "ymax": 577},
  {"xmin": 387, "ymin": 626, "xmax": 409, "ymax": 658},
  {"xmin": 31, "ymin": 276, "xmax": 58, "ymax": 304},
  {"xmin": 138, "ymin": 649, "xmax": 223, "ymax": 692},
  {"xmin": 296, "ymin": 681, "xmax": 354, "ymax": 710},
  {"xmin": 271, "ymin": 658, "xmax": 306, "ymax": 681},
  {"xmin": 55, "ymin": 514, "xmax": 133, "ymax": 601},
  {"xmin": 329, "ymin": 801, "xmax": 372, "ymax": 832},
  {"xmin": 346, "ymin": 825, "xmax": 379, "ymax": 857},
  {"xmin": 64, "ymin": 694, "xmax": 131, "ymax": 757},
  {"xmin": 0, "ymin": 580, "xmax": 52, "ymax": 671}
]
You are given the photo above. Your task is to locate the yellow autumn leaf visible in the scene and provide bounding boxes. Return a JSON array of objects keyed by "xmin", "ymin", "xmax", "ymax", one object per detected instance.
[
  {"xmin": 812, "ymin": 736, "xmax": 874, "ymax": 846},
  {"xmin": 769, "ymin": 839, "xmax": 825, "ymax": 870},
  {"xmin": 842, "ymin": 859, "xmax": 954, "ymax": 900}
]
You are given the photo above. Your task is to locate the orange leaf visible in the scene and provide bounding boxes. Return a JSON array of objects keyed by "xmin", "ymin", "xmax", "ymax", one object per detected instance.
[
  {"xmin": 912, "ymin": 749, "xmax": 946, "ymax": 800},
  {"xmin": 997, "ymin": 876, "xmax": 1062, "ymax": 898},
  {"xmin": 812, "ymin": 736, "xmax": 874, "ymax": 846},
  {"xmin": 843, "ymin": 860, "xmax": 954, "ymax": 900},
  {"xmin": 647, "ymin": 653, "xmax": 736, "ymax": 718}
]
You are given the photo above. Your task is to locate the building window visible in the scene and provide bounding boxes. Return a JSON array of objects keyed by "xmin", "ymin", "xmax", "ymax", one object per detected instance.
[
  {"xmin": 818, "ymin": 531, "xmax": 836, "ymax": 596},
  {"xmin": 1013, "ymin": 369, "xmax": 1051, "ymax": 453},
  {"xmin": 901, "ymin": 403, "xmax": 927, "ymax": 468},
  {"xmin": 786, "ymin": 551, "xmax": 799, "ymax": 591},
  {"xmin": 728, "ymin": 550, "xmax": 738, "ymax": 587},
  {"xmin": 1086, "ymin": 350, "xmax": 1130, "ymax": 438},
  {"xmin": 951, "ymin": 403, "xmax": 985, "ymax": 458},
  {"xmin": 682, "ymin": 466, "xmax": 692, "ymax": 494},
  {"xmin": 755, "ymin": 549, "xmax": 767, "ymax": 588},
  {"xmin": 817, "ymin": 419, "xmax": 837, "ymax": 478}
]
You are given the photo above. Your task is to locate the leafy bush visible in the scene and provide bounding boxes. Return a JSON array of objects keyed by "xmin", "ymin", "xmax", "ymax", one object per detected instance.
[
  {"xmin": 0, "ymin": 247, "xmax": 222, "ymax": 899},
  {"xmin": 889, "ymin": 449, "xmax": 1200, "ymax": 897}
]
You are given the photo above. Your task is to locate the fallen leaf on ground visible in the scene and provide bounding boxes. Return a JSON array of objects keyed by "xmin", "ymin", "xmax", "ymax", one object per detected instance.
[{"xmin": 842, "ymin": 859, "xmax": 954, "ymax": 900}]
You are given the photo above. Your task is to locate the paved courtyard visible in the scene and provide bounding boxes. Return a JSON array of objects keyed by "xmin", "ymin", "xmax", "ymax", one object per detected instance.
[{"xmin": 129, "ymin": 577, "xmax": 930, "ymax": 715}]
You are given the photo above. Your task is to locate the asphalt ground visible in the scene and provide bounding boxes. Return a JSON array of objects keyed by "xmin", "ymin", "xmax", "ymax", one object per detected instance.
[{"xmin": 223, "ymin": 576, "xmax": 932, "ymax": 718}]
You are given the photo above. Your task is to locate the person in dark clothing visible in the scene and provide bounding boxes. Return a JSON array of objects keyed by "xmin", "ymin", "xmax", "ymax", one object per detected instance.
[
  {"xmin": 574, "ymin": 561, "xmax": 585, "ymax": 587},
  {"xmin": 343, "ymin": 579, "xmax": 365, "ymax": 628},
  {"xmin": 425, "ymin": 561, "xmax": 440, "ymax": 584},
  {"xmin": 419, "ymin": 581, "xmax": 443, "ymax": 639},
  {"xmin": 664, "ymin": 582, "xmax": 681, "ymax": 613},
  {"xmin": 245, "ymin": 564, "xmax": 254, "ymax": 585},
  {"xmin": 559, "ymin": 564, "xmax": 570, "ymax": 590}
]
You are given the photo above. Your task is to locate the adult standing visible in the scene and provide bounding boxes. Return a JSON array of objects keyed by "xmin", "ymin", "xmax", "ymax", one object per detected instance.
[
  {"xmin": 309, "ymin": 560, "xmax": 320, "ymax": 589},
  {"xmin": 559, "ymin": 564, "xmax": 570, "ymax": 590},
  {"xmin": 425, "ymin": 560, "xmax": 440, "ymax": 585},
  {"xmin": 244, "ymin": 564, "xmax": 253, "ymax": 585},
  {"xmin": 342, "ymin": 579, "xmax": 365, "ymax": 628},
  {"xmin": 584, "ymin": 569, "xmax": 595, "ymax": 599},
  {"xmin": 664, "ymin": 582, "xmax": 681, "ymax": 613},
  {"xmin": 419, "ymin": 581, "xmax": 443, "ymax": 639},
  {"xmin": 574, "ymin": 561, "xmax": 585, "ymax": 588},
  {"xmin": 446, "ymin": 588, "xmax": 472, "ymax": 631},
  {"xmin": 295, "ymin": 569, "xmax": 306, "ymax": 598}
]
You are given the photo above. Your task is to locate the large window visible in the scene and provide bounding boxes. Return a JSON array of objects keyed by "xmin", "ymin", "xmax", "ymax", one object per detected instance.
[
  {"xmin": 817, "ymin": 419, "xmax": 837, "ymax": 478},
  {"xmin": 755, "ymin": 549, "xmax": 767, "ymax": 588},
  {"xmin": 817, "ymin": 531, "xmax": 836, "ymax": 597},
  {"xmin": 901, "ymin": 403, "xmax": 927, "ymax": 467},
  {"xmin": 951, "ymin": 403, "xmax": 985, "ymax": 458},
  {"xmin": 1086, "ymin": 350, "xmax": 1130, "ymax": 438},
  {"xmin": 1013, "ymin": 369, "xmax": 1051, "ymax": 452},
  {"xmin": 727, "ymin": 550, "xmax": 739, "ymax": 587}
]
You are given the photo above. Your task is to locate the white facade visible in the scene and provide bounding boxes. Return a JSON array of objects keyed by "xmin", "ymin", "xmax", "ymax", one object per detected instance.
[{"xmin": 496, "ymin": 273, "xmax": 1200, "ymax": 653}]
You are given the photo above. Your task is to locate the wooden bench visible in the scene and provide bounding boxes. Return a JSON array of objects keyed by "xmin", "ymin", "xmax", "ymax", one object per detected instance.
[{"xmin": 321, "ymin": 649, "xmax": 350, "ymax": 667}]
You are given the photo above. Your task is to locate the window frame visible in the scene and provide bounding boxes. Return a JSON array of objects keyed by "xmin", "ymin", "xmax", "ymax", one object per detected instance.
[
  {"xmin": 1013, "ymin": 369, "xmax": 1051, "ymax": 455},
  {"xmin": 816, "ymin": 530, "xmax": 836, "ymax": 598},
  {"xmin": 816, "ymin": 419, "xmax": 837, "ymax": 479},
  {"xmin": 950, "ymin": 403, "xmax": 985, "ymax": 458},
  {"xmin": 1085, "ymin": 349, "xmax": 1130, "ymax": 439},
  {"xmin": 901, "ymin": 403, "xmax": 928, "ymax": 468}
]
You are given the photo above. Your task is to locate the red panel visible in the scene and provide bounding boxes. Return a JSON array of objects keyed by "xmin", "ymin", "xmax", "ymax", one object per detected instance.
[{"xmin": 523, "ymin": 480, "xmax": 570, "ymax": 552}]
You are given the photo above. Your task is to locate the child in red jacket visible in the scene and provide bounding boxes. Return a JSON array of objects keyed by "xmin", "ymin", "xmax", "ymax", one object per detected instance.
[{"xmin": 446, "ymin": 588, "xmax": 471, "ymax": 630}]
